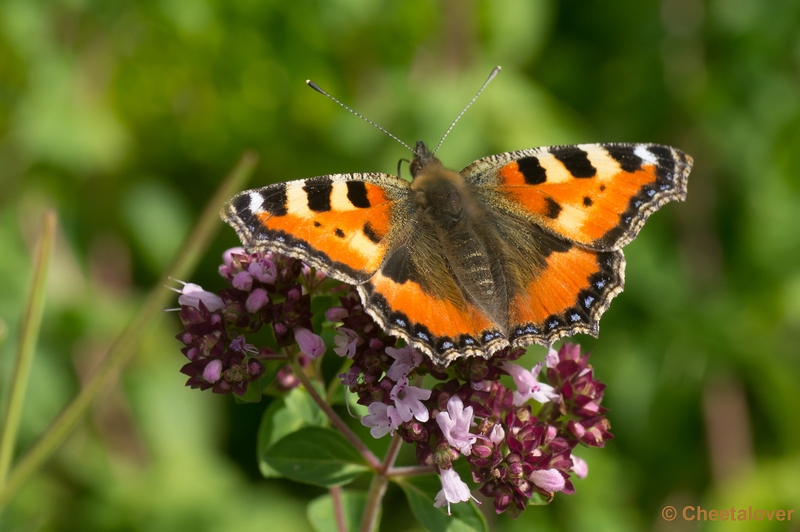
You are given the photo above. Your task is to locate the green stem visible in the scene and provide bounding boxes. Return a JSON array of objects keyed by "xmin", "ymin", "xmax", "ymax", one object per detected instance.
[
  {"xmin": 359, "ymin": 472, "xmax": 388, "ymax": 532},
  {"xmin": 0, "ymin": 211, "xmax": 57, "ymax": 489},
  {"xmin": 378, "ymin": 433, "xmax": 403, "ymax": 475},
  {"xmin": 386, "ymin": 465, "xmax": 435, "ymax": 478},
  {"xmin": 0, "ymin": 152, "xmax": 259, "ymax": 508}
]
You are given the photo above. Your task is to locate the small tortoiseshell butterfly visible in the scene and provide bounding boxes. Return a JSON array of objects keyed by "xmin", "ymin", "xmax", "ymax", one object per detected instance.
[{"xmin": 221, "ymin": 70, "xmax": 692, "ymax": 366}]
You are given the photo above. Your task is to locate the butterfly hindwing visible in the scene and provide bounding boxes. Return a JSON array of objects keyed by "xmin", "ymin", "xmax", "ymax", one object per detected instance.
[
  {"xmin": 359, "ymin": 221, "xmax": 508, "ymax": 365},
  {"xmin": 462, "ymin": 143, "xmax": 692, "ymax": 250},
  {"xmin": 221, "ymin": 173, "xmax": 407, "ymax": 284}
]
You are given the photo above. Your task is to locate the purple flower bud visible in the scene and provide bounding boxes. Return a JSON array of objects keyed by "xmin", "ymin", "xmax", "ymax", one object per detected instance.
[
  {"xmin": 294, "ymin": 327, "xmax": 326, "ymax": 359},
  {"xmin": 203, "ymin": 359, "xmax": 223, "ymax": 383},
  {"xmin": 232, "ymin": 271, "xmax": 254, "ymax": 291},
  {"xmin": 245, "ymin": 288, "xmax": 269, "ymax": 313}
]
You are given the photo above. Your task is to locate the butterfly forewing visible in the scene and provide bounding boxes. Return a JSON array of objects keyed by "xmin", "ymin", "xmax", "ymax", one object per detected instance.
[
  {"xmin": 221, "ymin": 173, "xmax": 408, "ymax": 284},
  {"xmin": 461, "ymin": 143, "xmax": 692, "ymax": 251}
]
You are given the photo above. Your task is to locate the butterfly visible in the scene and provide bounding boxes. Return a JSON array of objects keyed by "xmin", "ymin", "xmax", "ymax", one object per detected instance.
[{"xmin": 221, "ymin": 137, "xmax": 692, "ymax": 366}]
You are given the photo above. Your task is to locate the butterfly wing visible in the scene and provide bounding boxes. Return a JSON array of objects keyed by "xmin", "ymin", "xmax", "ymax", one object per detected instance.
[
  {"xmin": 461, "ymin": 143, "xmax": 691, "ymax": 250},
  {"xmin": 223, "ymin": 172, "xmax": 507, "ymax": 365},
  {"xmin": 459, "ymin": 143, "xmax": 691, "ymax": 347},
  {"xmin": 221, "ymin": 173, "xmax": 408, "ymax": 284}
]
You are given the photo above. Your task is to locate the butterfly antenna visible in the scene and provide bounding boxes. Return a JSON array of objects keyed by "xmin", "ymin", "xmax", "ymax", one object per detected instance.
[
  {"xmin": 306, "ymin": 80, "xmax": 415, "ymax": 154},
  {"xmin": 433, "ymin": 66, "xmax": 501, "ymax": 155}
]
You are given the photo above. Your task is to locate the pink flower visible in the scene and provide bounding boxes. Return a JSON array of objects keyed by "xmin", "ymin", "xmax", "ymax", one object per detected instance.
[
  {"xmin": 360, "ymin": 402, "xmax": 403, "ymax": 438},
  {"xmin": 325, "ymin": 307, "xmax": 349, "ymax": 322},
  {"xmin": 545, "ymin": 347, "xmax": 560, "ymax": 368},
  {"xmin": 571, "ymin": 454, "xmax": 588, "ymax": 479},
  {"xmin": 385, "ymin": 345, "xmax": 422, "ymax": 381},
  {"xmin": 222, "ymin": 247, "xmax": 245, "ymax": 266},
  {"xmin": 245, "ymin": 288, "xmax": 269, "ymax": 313},
  {"xmin": 390, "ymin": 378, "xmax": 432, "ymax": 423},
  {"xmin": 528, "ymin": 469, "xmax": 566, "ymax": 493},
  {"xmin": 232, "ymin": 271, "xmax": 253, "ymax": 291},
  {"xmin": 294, "ymin": 327, "xmax": 326, "ymax": 359},
  {"xmin": 333, "ymin": 327, "xmax": 361, "ymax": 358},
  {"xmin": 248, "ymin": 259, "xmax": 277, "ymax": 284},
  {"xmin": 172, "ymin": 281, "xmax": 225, "ymax": 312},
  {"xmin": 434, "ymin": 468, "xmax": 476, "ymax": 515},
  {"xmin": 436, "ymin": 396, "xmax": 477, "ymax": 455},
  {"xmin": 489, "ymin": 424, "xmax": 505, "ymax": 445},
  {"xmin": 502, "ymin": 361, "xmax": 560, "ymax": 406}
]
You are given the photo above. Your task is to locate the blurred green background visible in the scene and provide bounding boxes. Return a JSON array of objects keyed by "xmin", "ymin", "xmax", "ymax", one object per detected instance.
[{"xmin": 1, "ymin": 0, "xmax": 799, "ymax": 530}]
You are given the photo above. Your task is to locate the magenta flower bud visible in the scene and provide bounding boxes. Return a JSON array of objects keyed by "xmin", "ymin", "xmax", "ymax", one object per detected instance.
[
  {"xmin": 245, "ymin": 288, "xmax": 269, "ymax": 313},
  {"xmin": 232, "ymin": 271, "xmax": 253, "ymax": 291},
  {"xmin": 203, "ymin": 359, "xmax": 223, "ymax": 383},
  {"xmin": 294, "ymin": 327, "xmax": 326, "ymax": 359},
  {"xmin": 472, "ymin": 444, "xmax": 493, "ymax": 459}
]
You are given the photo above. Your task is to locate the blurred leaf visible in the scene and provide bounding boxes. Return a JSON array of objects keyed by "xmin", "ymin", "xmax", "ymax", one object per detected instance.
[
  {"xmin": 120, "ymin": 180, "xmax": 191, "ymax": 272},
  {"xmin": 257, "ymin": 385, "xmax": 328, "ymax": 478},
  {"xmin": 307, "ymin": 490, "xmax": 369, "ymax": 532},
  {"xmin": 396, "ymin": 475, "xmax": 487, "ymax": 532},
  {"xmin": 262, "ymin": 427, "xmax": 369, "ymax": 487}
]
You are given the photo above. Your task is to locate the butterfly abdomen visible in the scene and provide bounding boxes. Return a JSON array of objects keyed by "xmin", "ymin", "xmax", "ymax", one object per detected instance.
[{"xmin": 409, "ymin": 160, "xmax": 511, "ymax": 327}]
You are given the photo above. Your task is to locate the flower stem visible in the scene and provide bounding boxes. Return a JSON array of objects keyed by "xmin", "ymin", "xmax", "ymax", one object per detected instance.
[
  {"xmin": 378, "ymin": 433, "xmax": 404, "ymax": 475},
  {"xmin": 0, "ymin": 151, "xmax": 259, "ymax": 509},
  {"xmin": 0, "ymin": 211, "xmax": 57, "ymax": 491},
  {"xmin": 287, "ymin": 356, "xmax": 381, "ymax": 470},
  {"xmin": 359, "ymin": 472, "xmax": 388, "ymax": 532},
  {"xmin": 330, "ymin": 486, "xmax": 347, "ymax": 532},
  {"xmin": 386, "ymin": 464, "xmax": 435, "ymax": 478}
]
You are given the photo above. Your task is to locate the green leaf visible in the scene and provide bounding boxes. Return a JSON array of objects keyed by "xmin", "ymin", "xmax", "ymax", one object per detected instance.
[
  {"xmin": 257, "ymin": 385, "xmax": 328, "ymax": 478},
  {"xmin": 262, "ymin": 427, "xmax": 369, "ymax": 487},
  {"xmin": 397, "ymin": 474, "xmax": 487, "ymax": 532},
  {"xmin": 307, "ymin": 490, "xmax": 369, "ymax": 532}
]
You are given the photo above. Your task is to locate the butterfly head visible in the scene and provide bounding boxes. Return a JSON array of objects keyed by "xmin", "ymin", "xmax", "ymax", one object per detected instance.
[{"xmin": 409, "ymin": 141, "xmax": 440, "ymax": 178}]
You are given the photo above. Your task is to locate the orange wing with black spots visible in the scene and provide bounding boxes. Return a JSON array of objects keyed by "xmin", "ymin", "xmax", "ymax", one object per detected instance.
[
  {"xmin": 461, "ymin": 143, "xmax": 692, "ymax": 250},
  {"xmin": 223, "ymin": 140, "xmax": 691, "ymax": 367},
  {"xmin": 221, "ymin": 173, "xmax": 409, "ymax": 284}
]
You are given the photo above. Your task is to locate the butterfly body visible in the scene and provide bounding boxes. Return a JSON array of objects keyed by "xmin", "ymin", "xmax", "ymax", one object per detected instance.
[{"xmin": 222, "ymin": 142, "xmax": 691, "ymax": 366}]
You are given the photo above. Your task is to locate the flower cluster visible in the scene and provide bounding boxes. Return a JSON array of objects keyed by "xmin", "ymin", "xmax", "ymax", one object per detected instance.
[
  {"xmin": 172, "ymin": 248, "xmax": 329, "ymax": 395},
  {"xmin": 172, "ymin": 249, "xmax": 613, "ymax": 517}
]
